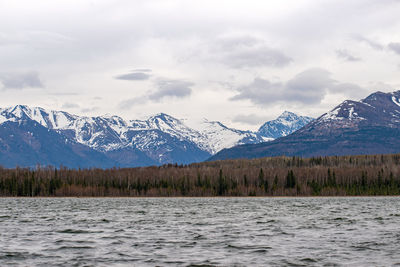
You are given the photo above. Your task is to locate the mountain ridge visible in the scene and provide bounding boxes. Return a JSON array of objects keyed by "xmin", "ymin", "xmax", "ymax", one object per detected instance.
[
  {"xmin": 209, "ymin": 90, "xmax": 400, "ymax": 161},
  {"xmin": 0, "ymin": 106, "xmax": 312, "ymax": 168}
]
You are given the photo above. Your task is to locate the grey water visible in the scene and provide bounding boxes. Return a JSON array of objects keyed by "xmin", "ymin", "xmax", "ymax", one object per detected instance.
[{"xmin": 1, "ymin": 197, "xmax": 400, "ymax": 266}]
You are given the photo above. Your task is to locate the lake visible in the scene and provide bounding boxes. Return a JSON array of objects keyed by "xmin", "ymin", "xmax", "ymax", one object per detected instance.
[{"xmin": 1, "ymin": 197, "xmax": 400, "ymax": 266}]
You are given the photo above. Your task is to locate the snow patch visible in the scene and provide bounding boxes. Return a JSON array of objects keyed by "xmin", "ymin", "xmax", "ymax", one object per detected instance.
[{"xmin": 392, "ymin": 96, "xmax": 400, "ymax": 107}]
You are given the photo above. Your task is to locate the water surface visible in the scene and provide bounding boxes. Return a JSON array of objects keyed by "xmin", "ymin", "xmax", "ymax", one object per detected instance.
[{"xmin": 1, "ymin": 197, "xmax": 400, "ymax": 266}]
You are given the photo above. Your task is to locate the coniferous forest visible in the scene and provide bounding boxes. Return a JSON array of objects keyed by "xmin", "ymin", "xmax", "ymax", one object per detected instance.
[{"xmin": 1, "ymin": 154, "xmax": 400, "ymax": 197}]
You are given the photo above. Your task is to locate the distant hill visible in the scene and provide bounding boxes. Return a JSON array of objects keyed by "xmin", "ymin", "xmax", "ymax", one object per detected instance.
[{"xmin": 209, "ymin": 90, "xmax": 400, "ymax": 161}]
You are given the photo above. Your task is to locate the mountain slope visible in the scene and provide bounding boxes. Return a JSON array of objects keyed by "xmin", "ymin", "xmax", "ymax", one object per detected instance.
[
  {"xmin": 189, "ymin": 119, "xmax": 269, "ymax": 154},
  {"xmin": 209, "ymin": 91, "xmax": 400, "ymax": 161},
  {"xmin": 0, "ymin": 120, "xmax": 118, "ymax": 168}
]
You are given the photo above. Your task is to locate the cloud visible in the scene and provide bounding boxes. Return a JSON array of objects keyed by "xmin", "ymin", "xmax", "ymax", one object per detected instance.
[
  {"xmin": 48, "ymin": 92, "xmax": 79, "ymax": 96},
  {"xmin": 61, "ymin": 102, "xmax": 80, "ymax": 109},
  {"xmin": 230, "ymin": 78, "xmax": 283, "ymax": 105},
  {"xmin": 388, "ymin": 42, "xmax": 400, "ymax": 55},
  {"xmin": 285, "ymin": 68, "xmax": 334, "ymax": 104},
  {"xmin": 149, "ymin": 79, "xmax": 192, "ymax": 101},
  {"xmin": 119, "ymin": 96, "xmax": 148, "ymax": 110},
  {"xmin": 336, "ymin": 49, "xmax": 361, "ymax": 62},
  {"xmin": 231, "ymin": 68, "xmax": 364, "ymax": 106},
  {"xmin": 132, "ymin": 69, "xmax": 152, "ymax": 72},
  {"xmin": 368, "ymin": 81, "xmax": 396, "ymax": 92},
  {"xmin": 223, "ymin": 46, "xmax": 293, "ymax": 68},
  {"xmin": 115, "ymin": 71, "xmax": 151, "ymax": 81},
  {"xmin": 232, "ymin": 114, "xmax": 267, "ymax": 126},
  {"xmin": 353, "ymin": 35, "xmax": 384, "ymax": 50},
  {"xmin": 119, "ymin": 79, "xmax": 193, "ymax": 109},
  {"xmin": 212, "ymin": 34, "xmax": 292, "ymax": 68},
  {"xmin": 81, "ymin": 106, "xmax": 100, "ymax": 113},
  {"xmin": 0, "ymin": 72, "xmax": 43, "ymax": 89}
]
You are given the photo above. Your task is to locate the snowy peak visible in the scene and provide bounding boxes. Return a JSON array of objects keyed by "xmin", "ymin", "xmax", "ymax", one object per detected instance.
[
  {"xmin": 315, "ymin": 90, "xmax": 400, "ymax": 129},
  {"xmin": 361, "ymin": 90, "xmax": 400, "ymax": 111},
  {"xmin": 277, "ymin": 111, "xmax": 299, "ymax": 121},
  {"xmin": 192, "ymin": 119, "xmax": 267, "ymax": 154},
  {"xmin": 0, "ymin": 105, "xmax": 77, "ymax": 129},
  {"xmin": 319, "ymin": 100, "xmax": 366, "ymax": 123},
  {"xmin": 258, "ymin": 111, "xmax": 314, "ymax": 139},
  {"xmin": 146, "ymin": 113, "xmax": 202, "ymax": 139}
]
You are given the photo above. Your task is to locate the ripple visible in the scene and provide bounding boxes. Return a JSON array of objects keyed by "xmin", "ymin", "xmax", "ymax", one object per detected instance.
[{"xmin": 1, "ymin": 197, "xmax": 400, "ymax": 266}]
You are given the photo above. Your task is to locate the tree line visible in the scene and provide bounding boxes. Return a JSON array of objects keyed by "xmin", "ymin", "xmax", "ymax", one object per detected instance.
[{"xmin": 1, "ymin": 154, "xmax": 400, "ymax": 197}]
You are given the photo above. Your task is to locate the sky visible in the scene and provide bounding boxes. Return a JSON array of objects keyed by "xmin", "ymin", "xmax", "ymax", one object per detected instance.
[{"xmin": 0, "ymin": 0, "xmax": 400, "ymax": 131}]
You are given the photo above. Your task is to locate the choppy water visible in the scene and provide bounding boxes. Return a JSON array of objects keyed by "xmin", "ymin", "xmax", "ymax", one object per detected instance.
[{"xmin": 1, "ymin": 197, "xmax": 400, "ymax": 266}]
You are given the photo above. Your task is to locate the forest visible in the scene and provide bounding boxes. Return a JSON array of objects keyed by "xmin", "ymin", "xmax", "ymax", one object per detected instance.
[{"xmin": 1, "ymin": 154, "xmax": 400, "ymax": 197}]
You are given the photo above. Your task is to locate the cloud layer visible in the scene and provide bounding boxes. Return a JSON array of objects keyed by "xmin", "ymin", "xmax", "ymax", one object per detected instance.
[
  {"xmin": 0, "ymin": 0, "xmax": 400, "ymax": 130},
  {"xmin": 119, "ymin": 79, "xmax": 193, "ymax": 109},
  {"xmin": 0, "ymin": 72, "xmax": 43, "ymax": 89},
  {"xmin": 388, "ymin": 42, "xmax": 400, "ymax": 55},
  {"xmin": 336, "ymin": 49, "xmax": 361, "ymax": 62},
  {"xmin": 115, "ymin": 72, "xmax": 151, "ymax": 81},
  {"xmin": 149, "ymin": 79, "xmax": 193, "ymax": 101},
  {"xmin": 231, "ymin": 68, "xmax": 365, "ymax": 106}
]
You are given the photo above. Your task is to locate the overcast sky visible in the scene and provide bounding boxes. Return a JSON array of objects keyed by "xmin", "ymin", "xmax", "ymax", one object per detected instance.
[{"xmin": 1, "ymin": 0, "xmax": 400, "ymax": 130}]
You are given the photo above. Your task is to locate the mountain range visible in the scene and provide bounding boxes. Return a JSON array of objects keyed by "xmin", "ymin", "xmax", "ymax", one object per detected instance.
[
  {"xmin": 210, "ymin": 90, "xmax": 400, "ymax": 161},
  {"xmin": 0, "ymin": 106, "xmax": 312, "ymax": 168}
]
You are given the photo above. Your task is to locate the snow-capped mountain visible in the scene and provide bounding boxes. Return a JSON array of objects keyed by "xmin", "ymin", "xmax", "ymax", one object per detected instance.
[
  {"xmin": 188, "ymin": 119, "xmax": 270, "ymax": 154},
  {"xmin": 210, "ymin": 90, "xmax": 400, "ymax": 161},
  {"xmin": 258, "ymin": 111, "xmax": 314, "ymax": 139},
  {"xmin": 0, "ymin": 104, "xmax": 313, "ymax": 168},
  {"xmin": 312, "ymin": 91, "xmax": 400, "ymax": 129},
  {"xmin": 0, "ymin": 107, "xmax": 210, "ymax": 167}
]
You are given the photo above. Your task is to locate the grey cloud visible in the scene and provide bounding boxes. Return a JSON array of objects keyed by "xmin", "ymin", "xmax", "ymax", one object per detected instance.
[
  {"xmin": 336, "ymin": 49, "xmax": 361, "ymax": 61},
  {"xmin": 48, "ymin": 92, "xmax": 79, "ymax": 96},
  {"xmin": 388, "ymin": 42, "xmax": 400, "ymax": 55},
  {"xmin": 285, "ymin": 68, "xmax": 333, "ymax": 104},
  {"xmin": 217, "ymin": 35, "xmax": 260, "ymax": 50},
  {"xmin": 0, "ymin": 72, "xmax": 43, "ymax": 89},
  {"xmin": 133, "ymin": 69, "xmax": 152, "ymax": 72},
  {"xmin": 230, "ymin": 78, "xmax": 283, "ymax": 105},
  {"xmin": 368, "ymin": 81, "xmax": 396, "ymax": 92},
  {"xmin": 115, "ymin": 72, "xmax": 151, "ymax": 81},
  {"xmin": 61, "ymin": 102, "xmax": 80, "ymax": 109},
  {"xmin": 81, "ymin": 106, "xmax": 100, "ymax": 113},
  {"xmin": 353, "ymin": 35, "xmax": 384, "ymax": 50},
  {"xmin": 213, "ymin": 35, "xmax": 292, "ymax": 68},
  {"xmin": 149, "ymin": 79, "xmax": 192, "ymax": 101},
  {"xmin": 119, "ymin": 79, "xmax": 193, "ymax": 109},
  {"xmin": 329, "ymin": 82, "xmax": 366, "ymax": 99},
  {"xmin": 223, "ymin": 46, "xmax": 292, "ymax": 68},
  {"xmin": 232, "ymin": 114, "xmax": 267, "ymax": 126},
  {"xmin": 119, "ymin": 96, "xmax": 148, "ymax": 110},
  {"xmin": 231, "ymin": 68, "xmax": 364, "ymax": 106}
]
